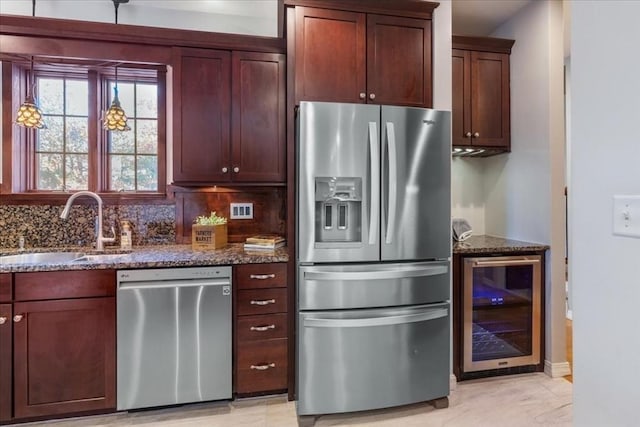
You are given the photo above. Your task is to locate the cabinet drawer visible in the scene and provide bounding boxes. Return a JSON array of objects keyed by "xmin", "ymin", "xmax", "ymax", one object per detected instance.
[
  {"xmin": 236, "ymin": 338, "xmax": 287, "ymax": 394},
  {"xmin": 236, "ymin": 263, "xmax": 287, "ymax": 289},
  {"xmin": 237, "ymin": 289, "xmax": 287, "ymax": 315},
  {"xmin": 237, "ymin": 313, "xmax": 287, "ymax": 342},
  {"xmin": 15, "ymin": 270, "xmax": 116, "ymax": 301}
]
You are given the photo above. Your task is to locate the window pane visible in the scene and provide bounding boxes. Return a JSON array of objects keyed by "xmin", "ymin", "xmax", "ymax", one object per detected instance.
[
  {"xmin": 112, "ymin": 82, "xmax": 135, "ymax": 116},
  {"xmin": 37, "ymin": 153, "xmax": 63, "ymax": 190},
  {"xmin": 137, "ymin": 155, "xmax": 158, "ymax": 191},
  {"xmin": 65, "ymin": 117, "xmax": 89, "ymax": 153},
  {"xmin": 66, "ymin": 80, "xmax": 88, "ymax": 116},
  {"xmin": 137, "ymin": 119, "xmax": 157, "ymax": 154},
  {"xmin": 38, "ymin": 78, "xmax": 63, "ymax": 114},
  {"xmin": 110, "ymin": 155, "xmax": 135, "ymax": 191},
  {"xmin": 110, "ymin": 126, "xmax": 135, "ymax": 154},
  {"xmin": 136, "ymin": 83, "xmax": 157, "ymax": 118},
  {"xmin": 37, "ymin": 116, "xmax": 64, "ymax": 152},
  {"xmin": 65, "ymin": 154, "xmax": 89, "ymax": 190}
]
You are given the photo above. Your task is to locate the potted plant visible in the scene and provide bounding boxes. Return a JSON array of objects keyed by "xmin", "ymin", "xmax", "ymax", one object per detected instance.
[{"xmin": 192, "ymin": 212, "xmax": 228, "ymax": 249}]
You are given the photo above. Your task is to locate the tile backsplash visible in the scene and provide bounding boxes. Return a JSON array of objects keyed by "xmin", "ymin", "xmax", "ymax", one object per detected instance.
[{"xmin": 0, "ymin": 203, "xmax": 176, "ymax": 249}]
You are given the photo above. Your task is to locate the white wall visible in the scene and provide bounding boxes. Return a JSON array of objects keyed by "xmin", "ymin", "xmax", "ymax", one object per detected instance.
[
  {"xmin": 487, "ymin": 0, "xmax": 568, "ymax": 374},
  {"xmin": 571, "ymin": 2, "xmax": 640, "ymax": 425},
  {"xmin": 451, "ymin": 158, "xmax": 486, "ymax": 235},
  {"xmin": 0, "ymin": 0, "xmax": 278, "ymax": 36}
]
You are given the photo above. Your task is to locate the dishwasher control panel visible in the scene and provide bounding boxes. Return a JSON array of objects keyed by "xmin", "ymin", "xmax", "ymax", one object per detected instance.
[{"xmin": 117, "ymin": 266, "xmax": 232, "ymax": 283}]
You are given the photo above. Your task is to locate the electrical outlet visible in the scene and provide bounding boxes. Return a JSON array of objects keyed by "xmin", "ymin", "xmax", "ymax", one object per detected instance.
[{"xmin": 230, "ymin": 203, "xmax": 253, "ymax": 219}]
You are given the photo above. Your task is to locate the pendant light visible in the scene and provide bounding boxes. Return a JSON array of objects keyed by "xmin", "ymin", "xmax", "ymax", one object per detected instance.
[
  {"xmin": 14, "ymin": 0, "xmax": 46, "ymax": 129},
  {"xmin": 102, "ymin": 0, "xmax": 131, "ymax": 132}
]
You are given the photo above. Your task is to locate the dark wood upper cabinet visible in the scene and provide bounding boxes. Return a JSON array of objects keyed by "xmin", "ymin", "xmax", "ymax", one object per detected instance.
[
  {"xmin": 173, "ymin": 48, "xmax": 286, "ymax": 185},
  {"xmin": 366, "ymin": 14, "xmax": 432, "ymax": 107},
  {"xmin": 452, "ymin": 36, "xmax": 515, "ymax": 152},
  {"xmin": 290, "ymin": 3, "xmax": 435, "ymax": 107},
  {"xmin": 173, "ymin": 48, "xmax": 232, "ymax": 184},
  {"xmin": 231, "ymin": 52, "xmax": 286, "ymax": 183}
]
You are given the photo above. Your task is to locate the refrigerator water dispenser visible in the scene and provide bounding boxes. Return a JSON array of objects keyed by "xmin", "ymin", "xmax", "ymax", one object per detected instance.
[{"xmin": 315, "ymin": 177, "xmax": 362, "ymax": 243}]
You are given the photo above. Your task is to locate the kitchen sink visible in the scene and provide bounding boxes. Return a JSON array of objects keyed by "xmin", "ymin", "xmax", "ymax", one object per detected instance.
[
  {"xmin": 71, "ymin": 254, "xmax": 129, "ymax": 263},
  {"xmin": 0, "ymin": 252, "xmax": 86, "ymax": 265}
]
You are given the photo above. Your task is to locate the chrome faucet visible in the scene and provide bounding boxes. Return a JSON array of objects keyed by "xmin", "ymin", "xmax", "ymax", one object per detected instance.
[{"xmin": 60, "ymin": 191, "xmax": 116, "ymax": 251}]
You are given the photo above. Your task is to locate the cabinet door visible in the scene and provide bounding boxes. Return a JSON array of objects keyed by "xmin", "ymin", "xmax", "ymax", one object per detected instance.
[
  {"xmin": 0, "ymin": 304, "xmax": 12, "ymax": 423},
  {"xmin": 13, "ymin": 298, "xmax": 115, "ymax": 419},
  {"xmin": 452, "ymin": 49, "xmax": 472, "ymax": 147},
  {"xmin": 231, "ymin": 52, "xmax": 286, "ymax": 182},
  {"xmin": 470, "ymin": 51, "xmax": 510, "ymax": 148},
  {"xmin": 367, "ymin": 14, "xmax": 432, "ymax": 107},
  {"xmin": 173, "ymin": 48, "xmax": 231, "ymax": 183},
  {"xmin": 294, "ymin": 6, "xmax": 366, "ymax": 104}
]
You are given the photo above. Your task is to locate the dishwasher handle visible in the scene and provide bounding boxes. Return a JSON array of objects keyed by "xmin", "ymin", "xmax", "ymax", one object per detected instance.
[{"xmin": 119, "ymin": 278, "xmax": 230, "ymax": 290}]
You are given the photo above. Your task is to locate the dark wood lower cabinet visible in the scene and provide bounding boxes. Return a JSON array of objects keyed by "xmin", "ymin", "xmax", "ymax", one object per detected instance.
[
  {"xmin": 0, "ymin": 303, "xmax": 12, "ymax": 423},
  {"xmin": 236, "ymin": 338, "xmax": 288, "ymax": 394},
  {"xmin": 12, "ymin": 297, "xmax": 116, "ymax": 419}
]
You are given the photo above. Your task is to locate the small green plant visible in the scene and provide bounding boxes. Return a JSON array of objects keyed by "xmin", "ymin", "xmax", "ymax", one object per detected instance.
[{"xmin": 194, "ymin": 211, "xmax": 227, "ymax": 226}]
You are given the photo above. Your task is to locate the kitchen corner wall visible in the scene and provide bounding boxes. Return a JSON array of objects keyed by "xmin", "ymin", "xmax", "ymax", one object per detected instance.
[
  {"xmin": 0, "ymin": 203, "xmax": 175, "ymax": 249},
  {"xmin": 451, "ymin": 158, "xmax": 486, "ymax": 235}
]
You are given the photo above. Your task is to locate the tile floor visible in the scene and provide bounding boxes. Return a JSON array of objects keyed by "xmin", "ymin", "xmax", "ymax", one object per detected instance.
[{"xmin": 21, "ymin": 373, "xmax": 572, "ymax": 427}]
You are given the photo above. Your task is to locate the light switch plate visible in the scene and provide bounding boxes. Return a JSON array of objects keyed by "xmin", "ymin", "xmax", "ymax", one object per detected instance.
[
  {"xmin": 613, "ymin": 195, "xmax": 640, "ymax": 238},
  {"xmin": 230, "ymin": 203, "xmax": 253, "ymax": 219}
]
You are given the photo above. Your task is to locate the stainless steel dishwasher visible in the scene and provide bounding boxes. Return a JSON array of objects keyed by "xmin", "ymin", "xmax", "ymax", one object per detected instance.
[{"xmin": 116, "ymin": 267, "xmax": 232, "ymax": 410}]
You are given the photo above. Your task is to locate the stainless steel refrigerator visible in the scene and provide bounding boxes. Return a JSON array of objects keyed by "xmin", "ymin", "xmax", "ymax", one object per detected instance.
[{"xmin": 296, "ymin": 101, "xmax": 452, "ymax": 416}]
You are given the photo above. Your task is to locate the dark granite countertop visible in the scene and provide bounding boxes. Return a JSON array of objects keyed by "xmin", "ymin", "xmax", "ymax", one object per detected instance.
[
  {"xmin": 453, "ymin": 235, "xmax": 549, "ymax": 254},
  {"xmin": 0, "ymin": 244, "xmax": 289, "ymax": 273}
]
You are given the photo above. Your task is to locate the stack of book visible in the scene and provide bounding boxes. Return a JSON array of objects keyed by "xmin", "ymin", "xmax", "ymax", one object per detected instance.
[{"xmin": 243, "ymin": 234, "xmax": 286, "ymax": 251}]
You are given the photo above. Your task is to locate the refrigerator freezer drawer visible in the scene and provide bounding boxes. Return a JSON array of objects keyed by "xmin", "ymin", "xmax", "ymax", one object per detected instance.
[
  {"xmin": 297, "ymin": 303, "xmax": 450, "ymax": 415},
  {"xmin": 298, "ymin": 261, "xmax": 450, "ymax": 310}
]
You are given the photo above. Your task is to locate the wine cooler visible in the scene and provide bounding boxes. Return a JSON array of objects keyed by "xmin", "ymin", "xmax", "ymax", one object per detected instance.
[{"xmin": 463, "ymin": 255, "xmax": 542, "ymax": 373}]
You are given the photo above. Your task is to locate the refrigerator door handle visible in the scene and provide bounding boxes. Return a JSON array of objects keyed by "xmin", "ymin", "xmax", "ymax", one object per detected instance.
[
  {"xmin": 385, "ymin": 122, "xmax": 397, "ymax": 244},
  {"xmin": 304, "ymin": 307, "xmax": 448, "ymax": 328},
  {"xmin": 368, "ymin": 121, "xmax": 380, "ymax": 245},
  {"xmin": 304, "ymin": 265, "xmax": 448, "ymax": 281}
]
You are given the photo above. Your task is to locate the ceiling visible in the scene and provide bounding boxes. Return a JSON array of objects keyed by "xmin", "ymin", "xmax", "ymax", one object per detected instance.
[{"xmin": 452, "ymin": 0, "xmax": 533, "ymax": 36}]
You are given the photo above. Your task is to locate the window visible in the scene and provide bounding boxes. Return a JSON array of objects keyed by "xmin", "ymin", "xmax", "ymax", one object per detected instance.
[
  {"xmin": 107, "ymin": 81, "xmax": 159, "ymax": 191},
  {"xmin": 37, "ymin": 77, "xmax": 90, "ymax": 191},
  {"xmin": 5, "ymin": 63, "xmax": 165, "ymax": 196}
]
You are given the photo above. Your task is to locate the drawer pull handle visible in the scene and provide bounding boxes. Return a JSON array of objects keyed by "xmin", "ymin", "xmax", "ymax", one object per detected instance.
[
  {"xmin": 13, "ymin": 314, "xmax": 24, "ymax": 323},
  {"xmin": 250, "ymin": 324, "xmax": 276, "ymax": 332},
  {"xmin": 0, "ymin": 316, "xmax": 6, "ymax": 325},
  {"xmin": 250, "ymin": 274, "xmax": 276, "ymax": 280},
  {"xmin": 250, "ymin": 299, "xmax": 276, "ymax": 306},
  {"xmin": 250, "ymin": 363, "xmax": 276, "ymax": 371}
]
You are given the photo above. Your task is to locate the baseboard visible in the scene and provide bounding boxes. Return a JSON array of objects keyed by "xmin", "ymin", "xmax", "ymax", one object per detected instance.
[
  {"xmin": 449, "ymin": 373, "xmax": 457, "ymax": 391},
  {"xmin": 544, "ymin": 360, "xmax": 572, "ymax": 378}
]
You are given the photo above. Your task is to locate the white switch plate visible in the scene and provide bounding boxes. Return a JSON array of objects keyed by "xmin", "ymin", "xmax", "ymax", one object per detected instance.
[
  {"xmin": 613, "ymin": 195, "xmax": 640, "ymax": 238},
  {"xmin": 230, "ymin": 203, "xmax": 253, "ymax": 219}
]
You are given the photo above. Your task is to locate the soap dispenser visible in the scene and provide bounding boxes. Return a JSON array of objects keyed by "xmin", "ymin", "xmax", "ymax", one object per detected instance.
[{"xmin": 120, "ymin": 220, "xmax": 133, "ymax": 250}]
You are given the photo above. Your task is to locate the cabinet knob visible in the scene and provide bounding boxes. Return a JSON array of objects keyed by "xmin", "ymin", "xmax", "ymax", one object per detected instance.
[
  {"xmin": 369, "ymin": 93, "xmax": 376, "ymax": 100},
  {"xmin": 0, "ymin": 316, "xmax": 6, "ymax": 325},
  {"xmin": 359, "ymin": 92, "xmax": 366, "ymax": 100},
  {"xmin": 473, "ymin": 132, "xmax": 480, "ymax": 138},
  {"xmin": 222, "ymin": 167, "xmax": 228, "ymax": 173},
  {"xmin": 13, "ymin": 314, "xmax": 24, "ymax": 323},
  {"xmin": 233, "ymin": 167, "xmax": 240, "ymax": 173},
  {"xmin": 465, "ymin": 132, "xmax": 472, "ymax": 138}
]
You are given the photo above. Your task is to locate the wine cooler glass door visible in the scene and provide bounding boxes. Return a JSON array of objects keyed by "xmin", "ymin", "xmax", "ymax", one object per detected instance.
[{"xmin": 463, "ymin": 256, "xmax": 541, "ymax": 373}]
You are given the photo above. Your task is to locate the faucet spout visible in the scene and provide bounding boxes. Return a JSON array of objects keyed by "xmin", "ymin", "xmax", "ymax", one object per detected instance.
[{"xmin": 60, "ymin": 191, "xmax": 115, "ymax": 251}]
